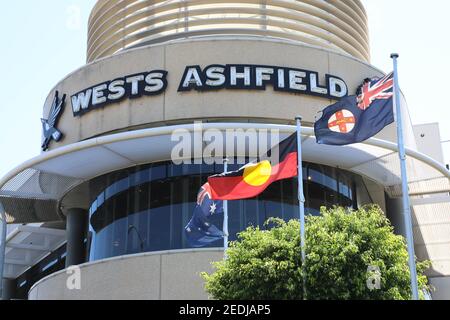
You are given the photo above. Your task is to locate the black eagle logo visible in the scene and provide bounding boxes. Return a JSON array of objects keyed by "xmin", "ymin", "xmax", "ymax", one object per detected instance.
[{"xmin": 41, "ymin": 91, "xmax": 66, "ymax": 151}]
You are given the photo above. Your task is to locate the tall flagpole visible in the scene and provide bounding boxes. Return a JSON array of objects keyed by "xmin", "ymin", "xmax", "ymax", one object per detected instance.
[
  {"xmin": 295, "ymin": 116, "xmax": 306, "ymax": 299},
  {"xmin": 223, "ymin": 158, "xmax": 229, "ymax": 257},
  {"xmin": 391, "ymin": 53, "xmax": 419, "ymax": 300}
]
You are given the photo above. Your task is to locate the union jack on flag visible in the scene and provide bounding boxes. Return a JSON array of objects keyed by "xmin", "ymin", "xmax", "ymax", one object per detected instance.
[
  {"xmin": 357, "ymin": 72, "xmax": 394, "ymax": 110},
  {"xmin": 185, "ymin": 183, "xmax": 224, "ymax": 247},
  {"xmin": 197, "ymin": 183, "xmax": 212, "ymax": 206}
]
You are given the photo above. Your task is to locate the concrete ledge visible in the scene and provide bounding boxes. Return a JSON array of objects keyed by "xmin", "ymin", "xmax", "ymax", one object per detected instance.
[{"xmin": 29, "ymin": 248, "xmax": 224, "ymax": 300}]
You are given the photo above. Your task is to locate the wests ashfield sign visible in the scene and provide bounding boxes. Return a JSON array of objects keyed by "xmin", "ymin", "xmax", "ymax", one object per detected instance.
[
  {"xmin": 178, "ymin": 65, "xmax": 347, "ymax": 99},
  {"xmin": 71, "ymin": 70, "xmax": 168, "ymax": 116},
  {"xmin": 70, "ymin": 64, "xmax": 348, "ymax": 117}
]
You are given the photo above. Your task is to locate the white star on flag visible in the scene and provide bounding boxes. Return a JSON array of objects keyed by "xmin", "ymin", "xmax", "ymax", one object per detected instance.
[{"xmin": 210, "ymin": 202, "xmax": 217, "ymax": 214}]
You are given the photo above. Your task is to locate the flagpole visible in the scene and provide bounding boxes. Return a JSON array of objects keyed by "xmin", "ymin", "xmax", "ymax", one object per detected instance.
[
  {"xmin": 391, "ymin": 53, "xmax": 419, "ymax": 300},
  {"xmin": 223, "ymin": 158, "xmax": 229, "ymax": 257},
  {"xmin": 295, "ymin": 116, "xmax": 306, "ymax": 299}
]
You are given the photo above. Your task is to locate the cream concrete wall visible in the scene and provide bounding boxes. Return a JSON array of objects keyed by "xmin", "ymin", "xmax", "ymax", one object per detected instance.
[
  {"xmin": 430, "ymin": 277, "xmax": 450, "ymax": 300},
  {"xmin": 413, "ymin": 123, "xmax": 445, "ymax": 165},
  {"xmin": 29, "ymin": 249, "xmax": 224, "ymax": 300},
  {"xmin": 43, "ymin": 38, "xmax": 399, "ymax": 152}
]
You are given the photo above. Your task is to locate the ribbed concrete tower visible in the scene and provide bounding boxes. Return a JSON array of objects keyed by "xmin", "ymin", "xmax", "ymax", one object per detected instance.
[{"xmin": 87, "ymin": 0, "xmax": 370, "ymax": 62}]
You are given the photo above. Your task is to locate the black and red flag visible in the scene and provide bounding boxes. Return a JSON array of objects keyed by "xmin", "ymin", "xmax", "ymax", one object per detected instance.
[{"xmin": 208, "ymin": 133, "xmax": 298, "ymax": 201}]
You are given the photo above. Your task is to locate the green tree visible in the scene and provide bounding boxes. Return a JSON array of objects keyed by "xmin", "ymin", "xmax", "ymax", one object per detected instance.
[{"xmin": 202, "ymin": 205, "xmax": 430, "ymax": 300}]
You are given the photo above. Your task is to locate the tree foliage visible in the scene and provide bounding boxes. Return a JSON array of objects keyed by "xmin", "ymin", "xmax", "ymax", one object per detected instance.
[{"xmin": 202, "ymin": 205, "xmax": 430, "ymax": 300}]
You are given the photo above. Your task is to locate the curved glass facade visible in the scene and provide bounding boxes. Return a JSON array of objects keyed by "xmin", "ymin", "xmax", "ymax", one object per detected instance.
[{"xmin": 88, "ymin": 161, "xmax": 361, "ymax": 261}]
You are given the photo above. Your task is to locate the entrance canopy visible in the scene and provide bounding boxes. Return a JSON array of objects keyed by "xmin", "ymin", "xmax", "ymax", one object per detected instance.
[
  {"xmin": 1, "ymin": 122, "xmax": 450, "ymax": 275},
  {"xmin": 1, "ymin": 123, "xmax": 449, "ymax": 224},
  {"xmin": 3, "ymin": 225, "xmax": 66, "ymax": 279}
]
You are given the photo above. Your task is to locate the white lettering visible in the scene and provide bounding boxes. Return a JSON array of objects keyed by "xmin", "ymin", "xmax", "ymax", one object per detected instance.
[
  {"xmin": 310, "ymin": 73, "xmax": 328, "ymax": 95},
  {"xmin": 145, "ymin": 72, "xmax": 165, "ymax": 93},
  {"xmin": 277, "ymin": 69, "xmax": 285, "ymax": 88},
  {"xmin": 108, "ymin": 80, "xmax": 126, "ymax": 100},
  {"xmin": 205, "ymin": 66, "xmax": 226, "ymax": 87},
  {"xmin": 328, "ymin": 76, "xmax": 348, "ymax": 98},
  {"xmin": 289, "ymin": 70, "xmax": 307, "ymax": 91},
  {"xmin": 92, "ymin": 84, "xmax": 108, "ymax": 106},
  {"xmin": 230, "ymin": 66, "xmax": 251, "ymax": 86},
  {"xmin": 71, "ymin": 89, "xmax": 92, "ymax": 115},
  {"xmin": 182, "ymin": 67, "xmax": 203, "ymax": 88},
  {"xmin": 255, "ymin": 67, "xmax": 274, "ymax": 87},
  {"xmin": 126, "ymin": 75, "xmax": 145, "ymax": 96}
]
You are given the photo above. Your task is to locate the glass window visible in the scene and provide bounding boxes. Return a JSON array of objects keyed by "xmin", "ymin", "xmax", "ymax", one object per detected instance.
[{"xmin": 88, "ymin": 161, "xmax": 360, "ymax": 261}]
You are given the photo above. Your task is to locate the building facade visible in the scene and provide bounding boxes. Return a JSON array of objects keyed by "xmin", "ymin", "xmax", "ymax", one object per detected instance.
[{"xmin": 1, "ymin": 0, "xmax": 450, "ymax": 300}]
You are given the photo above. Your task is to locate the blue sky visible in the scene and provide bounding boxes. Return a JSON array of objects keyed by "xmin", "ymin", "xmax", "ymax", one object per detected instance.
[
  {"xmin": 1, "ymin": 1, "xmax": 450, "ymax": 178},
  {"xmin": 0, "ymin": 1, "xmax": 96, "ymax": 178}
]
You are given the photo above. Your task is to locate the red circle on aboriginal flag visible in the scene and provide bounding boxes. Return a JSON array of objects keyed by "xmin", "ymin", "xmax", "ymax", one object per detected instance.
[{"xmin": 327, "ymin": 109, "xmax": 356, "ymax": 133}]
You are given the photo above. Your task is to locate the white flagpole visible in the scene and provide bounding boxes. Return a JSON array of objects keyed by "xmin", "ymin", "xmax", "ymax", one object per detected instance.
[
  {"xmin": 391, "ymin": 53, "xmax": 419, "ymax": 300},
  {"xmin": 295, "ymin": 116, "xmax": 306, "ymax": 299},
  {"xmin": 223, "ymin": 158, "xmax": 229, "ymax": 257}
]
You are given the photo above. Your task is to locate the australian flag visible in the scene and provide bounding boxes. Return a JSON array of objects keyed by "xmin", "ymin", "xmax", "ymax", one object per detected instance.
[
  {"xmin": 314, "ymin": 72, "xmax": 395, "ymax": 146},
  {"xmin": 185, "ymin": 183, "xmax": 224, "ymax": 247}
]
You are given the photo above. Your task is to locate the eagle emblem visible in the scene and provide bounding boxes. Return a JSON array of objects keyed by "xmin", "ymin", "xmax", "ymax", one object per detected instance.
[{"xmin": 41, "ymin": 91, "xmax": 66, "ymax": 151}]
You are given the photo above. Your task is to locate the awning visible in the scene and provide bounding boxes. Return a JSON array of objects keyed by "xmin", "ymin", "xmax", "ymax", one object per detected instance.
[
  {"xmin": 1, "ymin": 122, "xmax": 449, "ymax": 276},
  {"xmin": 1, "ymin": 123, "xmax": 449, "ymax": 224},
  {"xmin": 3, "ymin": 225, "xmax": 66, "ymax": 279}
]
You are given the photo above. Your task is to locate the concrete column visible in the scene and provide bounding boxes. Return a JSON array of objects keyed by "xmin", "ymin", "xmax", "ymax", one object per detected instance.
[
  {"xmin": 385, "ymin": 195, "xmax": 406, "ymax": 237},
  {"xmin": 66, "ymin": 208, "xmax": 88, "ymax": 267},
  {"xmin": 1, "ymin": 279, "xmax": 16, "ymax": 300}
]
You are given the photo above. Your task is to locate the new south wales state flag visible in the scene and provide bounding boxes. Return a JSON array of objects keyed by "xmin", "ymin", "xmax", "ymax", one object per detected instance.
[
  {"xmin": 208, "ymin": 133, "xmax": 298, "ymax": 201},
  {"xmin": 314, "ymin": 73, "xmax": 395, "ymax": 146}
]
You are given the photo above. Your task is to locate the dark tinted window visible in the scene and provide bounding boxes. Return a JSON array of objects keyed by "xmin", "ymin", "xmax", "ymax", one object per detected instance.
[{"xmin": 88, "ymin": 161, "xmax": 357, "ymax": 261}]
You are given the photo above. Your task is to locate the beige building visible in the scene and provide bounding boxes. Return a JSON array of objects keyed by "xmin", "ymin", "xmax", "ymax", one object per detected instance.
[{"xmin": 1, "ymin": 0, "xmax": 450, "ymax": 300}]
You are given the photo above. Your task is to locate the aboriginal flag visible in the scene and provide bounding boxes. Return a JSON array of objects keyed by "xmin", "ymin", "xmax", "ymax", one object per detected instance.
[
  {"xmin": 208, "ymin": 133, "xmax": 298, "ymax": 201},
  {"xmin": 314, "ymin": 73, "xmax": 395, "ymax": 146}
]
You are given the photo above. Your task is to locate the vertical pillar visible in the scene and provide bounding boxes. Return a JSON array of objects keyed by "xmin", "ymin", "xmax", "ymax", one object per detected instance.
[
  {"xmin": 1, "ymin": 279, "xmax": 16, "ymax": 300},
  {"xmin": 66, "ymin": 208, "xmax": 88, "ymax": 268},
  {"xmin": 0, "ymin": 202, "xmax": 6, "ymax": 299}
]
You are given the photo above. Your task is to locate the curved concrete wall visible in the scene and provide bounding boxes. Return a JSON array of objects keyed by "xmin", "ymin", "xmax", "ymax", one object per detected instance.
[
  {"xmin": 29, "ymin": 249, "xmax": 224, "ymax": 300},
  {"xmin": 43, "ymin": 38, "xmax": 386, "ymax": 152},
  {"xmin": 87, "ymin": 0, "xmax": 369, "ymax": 62}
]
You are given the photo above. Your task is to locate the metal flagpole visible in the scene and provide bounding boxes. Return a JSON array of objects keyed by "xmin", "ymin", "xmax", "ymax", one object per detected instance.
[
  {"xmin": 295, "ymin": 116, "xmax": 306, "ymax": 299},
  {"xmin": 391, "ymin": 53, "xmax": 419, "ymax": 300},
  {"xmin": 223, "ymin": 159, "xmax": 229, "ymax": 257},
  {"xmin": 0, "ymin": 202, "xmax": 6, "ymax": 299}
]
